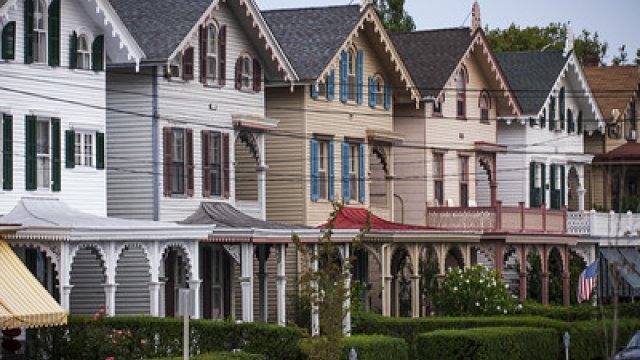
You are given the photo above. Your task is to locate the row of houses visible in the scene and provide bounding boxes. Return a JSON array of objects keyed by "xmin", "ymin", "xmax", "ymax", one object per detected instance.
[{"xmin": 0, "ymin": 0, "xmax": 638, "ymax": 331}]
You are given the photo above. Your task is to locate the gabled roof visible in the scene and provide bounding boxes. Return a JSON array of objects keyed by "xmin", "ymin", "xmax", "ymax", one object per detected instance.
[
  {"xmin": 391, "ymin": 28, "xmax": 474, "ymax": 98},
  {"xmin": 182, "ymin": 202, "xmax": 305, "ymax": 229},
  {"xmin": 594, "ymin": 141, "xmax": 640, "ymax": 162},
  {"xmin": 262, "ymin": 5, "xmax": 363, "ymax": 81},
  {"xmin": 495, "ymin": 50, "xmax": 568, "ymax": 114},
  {"xmin": 322, "ymin": 208, "xmax": 434, "ymax": 231},
  {"xmin": 109, "ymin": 0, "xmax": 211, "ymax": 63},
  {"xmin": 584, "ymin": 65, "xmax": 640, "ymax": 121}
]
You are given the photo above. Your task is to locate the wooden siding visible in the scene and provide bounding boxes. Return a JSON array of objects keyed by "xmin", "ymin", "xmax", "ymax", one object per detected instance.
[{"xmin": 0, "ymin": 0, "xmax": 106, "ymax": 216}]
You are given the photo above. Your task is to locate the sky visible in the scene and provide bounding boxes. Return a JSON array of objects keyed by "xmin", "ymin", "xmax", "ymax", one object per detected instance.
[{"xmin": 255, "ymin": 0, "xmax": 639, "ymax": 64}]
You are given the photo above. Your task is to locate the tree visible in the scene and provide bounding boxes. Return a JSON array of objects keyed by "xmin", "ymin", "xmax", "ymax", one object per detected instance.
[
  {"xmin": 612, "ymin": 45, "xmax": 628, "ymax": 65},
  {"xmin": 375, "ymin": 0, "xmax": 416, "ymax": 33},
  {"xmin": 636, "ymin": 49, "xmax": 640, "ymax": 65},
  {"xmin": 485, "ymin": 23, "xmax": 608, "ymax": 64}
]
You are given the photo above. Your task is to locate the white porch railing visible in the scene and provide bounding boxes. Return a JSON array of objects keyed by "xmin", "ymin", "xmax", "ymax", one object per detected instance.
[{"xmin": 567, "ymin": 210, "xmax": 640, "ymax": 238}]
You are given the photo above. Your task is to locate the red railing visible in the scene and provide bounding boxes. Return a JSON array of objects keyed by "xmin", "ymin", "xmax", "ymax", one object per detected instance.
[{"xmin": 425, "ymin": 201, "xmax": 567, "ymax": 234}]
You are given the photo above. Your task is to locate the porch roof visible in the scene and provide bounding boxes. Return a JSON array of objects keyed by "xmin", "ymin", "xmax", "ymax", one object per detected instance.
[
  {"xmin": 0, "ymin": 198, "xmax": 214, "ymax": 241},
  {"xmin": 594, "ymin": 141, "xmax": 640, "ymax": 162}
]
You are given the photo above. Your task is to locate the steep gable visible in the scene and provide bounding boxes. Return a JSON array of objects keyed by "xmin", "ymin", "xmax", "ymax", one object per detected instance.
[{"xmin": 584, "ymin": 65, "xmax": 640, "ymax": 122}]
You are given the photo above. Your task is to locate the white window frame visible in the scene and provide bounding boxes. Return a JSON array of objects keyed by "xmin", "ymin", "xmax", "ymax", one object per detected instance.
[
  {"xmin": 347, "ymin": 47, "xmax": 357, "ymax": 102},
  {"xmin": 171, "ymin": 128, "xmax": 186, "ymax": 196},
  {"xmin": 36, "ymin": 118, "xmax": 51, "ymax": 190},
  {"xmin": 240, "ymin": 55, "xmax": 252, "ymax": 90},
  {"xmin": 76, "ymin": 34, "xmax": 91, "ymax": 70},
  {"xmin": 349, "ymin": 143, "xmax": 359, "ymax": 201},
  {"xmin": 206, "ymin": 22, "xmax": 218, "ymax": 83},
  {"xmin": 318, "ymin": 140, "xmax": 328, "ymax": 200},
  {"xmin": 207, "ymin": 131, "xmax": 223, "ymax": 197},
  {"xmin": 33, "ymin": 0, "xmax": 47, "ymax": 64},
  {"xmin": 74, "ymin": 130, "xmax": 95, "ymax": 167},
  {"xmin": 374, "ymin": 74, "xmax": 385, "ymax": 106}
]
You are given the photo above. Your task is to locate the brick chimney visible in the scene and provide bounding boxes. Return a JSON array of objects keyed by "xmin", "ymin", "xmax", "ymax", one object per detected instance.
[{"xmin": 583, "ymin": 52, "xmax": 600, "ymax": 67}]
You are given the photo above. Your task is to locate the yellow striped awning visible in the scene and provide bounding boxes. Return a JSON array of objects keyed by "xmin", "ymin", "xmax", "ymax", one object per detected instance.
[{"xmin": 0, "ymin": 240, "xmax": 67, "ymax": 329}]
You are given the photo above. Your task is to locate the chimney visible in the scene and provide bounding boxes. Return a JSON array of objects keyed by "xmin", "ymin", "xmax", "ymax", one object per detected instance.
[
  {"xmin": 564, "ymin": 22, "xmax": 575, "ymax": 56},
  {"xmin": 360, "ymin": 0, "xmax": 373, "ymax": 12},
  {"xmin": 583, "ymin": 52, "xmax": 600, "ymax": 67},
  {"xmin": 471, "ymin": 1, "xmax": 481, "ymax": 34}
]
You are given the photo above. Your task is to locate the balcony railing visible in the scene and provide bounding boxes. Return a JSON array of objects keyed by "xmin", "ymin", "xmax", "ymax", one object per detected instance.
[
  {"xmin": 425, "ymin": 201, "xmax": 567, "ymax": 233},
  {"xmin": 567, "ymin": 210, "xmax": 640, "ymax": 238}
]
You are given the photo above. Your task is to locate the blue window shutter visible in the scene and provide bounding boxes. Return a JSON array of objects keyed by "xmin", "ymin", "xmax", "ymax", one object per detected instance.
[
  {"xmin": 357, "ymin": 50, "xmax": 364, "ymax": 105},
  {"xmin": 341, "ymin": 142, "xmax": 350, "ymax": 201},
  {"xmin": 340, "ymin": 50, "xmax": 348, "ymax": 103},
  {"xmin": 310, "ymin": 84, "xmax": 318, "ymax": 99},
  {"xmin": 368, "ymin": 77, "xmax": 375, "ymax": 107},
  {"xmin": 310, "ymin": 139, "xmax": 319, "ymax": 201},
  {"xmin": 328, "ymin": 140, "xmax": 335, "ymax": 201},
  {"xmin": 328, "ymin": 70, "xmax": 335, "ymax": 101},
  {"xmin": 384, "ymin": 80, "xmax": 391, "ymax": 110},
  {"xmin": 358, "ymin": 143, "xmax": 365, "ymax": 203}
]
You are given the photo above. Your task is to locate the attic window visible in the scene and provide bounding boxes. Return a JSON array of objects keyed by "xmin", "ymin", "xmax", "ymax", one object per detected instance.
[
  {"xmin": 75, "ymin": 34, "xmax": 91, "ymax": 70},
  {"xmin": 374, "ymin": 74, "xmax": 385, "ymax": 106},
  {"xmin": 241, "ymin": 55, "xmax": 252, "ymax": 89},
  {"xmin": 456, "ymin": 66, "xmax": 467, "ymax": 119},
  {"xmin": 206, "ymin": 23, "xmax": 218, "ymax": 82},
  {"xmin": 479, "ymin": 90, "xmax": 490, "ymax": 122},
  {"xmin": 348, "ymin": 47, "xmax": 357, "ymax": 102}
]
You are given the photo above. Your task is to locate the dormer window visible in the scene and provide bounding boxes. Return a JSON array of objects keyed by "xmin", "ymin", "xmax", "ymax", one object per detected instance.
[
  {"xmin": 206, "ymin": 23, "xmax": 218, "ymax": 82},
  {"xmin": 348, "ymin": 47, "xmax": 357, "ymax": 101},
  {"xmin": 33, "ymin": 0, "xmax": 47, "ymax": 63},
  {"xmin": 241, "ymin": 55, "xmax": 252, "ymax": 89},
  {"xmin": 374, "ymin": 74, "xmax": 385, "ymax": 106},
  {"xmin": 456, "ymin": 66, "xmax": 467, "ymax": 119},
  {"xmin": 75, "ymin": 34, "xmax": 90, "ymax": 70}
]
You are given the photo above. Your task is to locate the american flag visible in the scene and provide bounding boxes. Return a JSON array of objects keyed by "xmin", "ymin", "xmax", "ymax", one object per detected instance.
[{"xmin": 577, "ymin": 259, "xmax": 598, "ymax": 304}]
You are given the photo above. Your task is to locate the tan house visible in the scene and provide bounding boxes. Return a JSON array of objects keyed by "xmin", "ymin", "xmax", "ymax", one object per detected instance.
[
  {"xmin": 390, "ymin": 3, "xmax": 521, "ymax": 226},
  {"xmin": 262, "ymin": 3, "xmax": 419, "ymax": 226},
  {"xmin": 583, "ymin": 65, "xmax": 640, "ymax": 211}
]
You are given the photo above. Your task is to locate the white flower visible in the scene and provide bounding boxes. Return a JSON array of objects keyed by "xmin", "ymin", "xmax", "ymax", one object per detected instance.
[
  {"xmin": 475, "ymin": 302, "xmax": 480, "ymax": 307},
  {"xmin": 484, "ymin": 297, "xmax": 488, "ymax": 301},
  {"xmin": 497, "ymin": 305, "xmax": 501, "ymax": 310},
  {"xmin": 517, "ymin": 304, "xmax": 523, "ymax": 310},
  {"xmin": 453, "ymin": 286, "xmax": 458, "ymax": 291},
  {"xmin": 505, "ymin": 284, "xmax": 509, "ymax": 289},
  {"xmin": 479, "ymin": 279, "xmax": 484, "ymax": 284},
  {"xmin": 504, "ymin": 309, "xmax": 508, "ymax": 314},
  {"xmin": 465, "ymin": 279, "xmax": 470, "ymax": 284}
]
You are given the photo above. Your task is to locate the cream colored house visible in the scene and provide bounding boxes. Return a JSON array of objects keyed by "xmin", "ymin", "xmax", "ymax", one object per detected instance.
[
  {"xmin": 263, "ymin": 3, "xmax": 419, "ymax": 226},
  {"xmin": 390, "ymin": 3, "xmax": 521, "ymax": 226}
]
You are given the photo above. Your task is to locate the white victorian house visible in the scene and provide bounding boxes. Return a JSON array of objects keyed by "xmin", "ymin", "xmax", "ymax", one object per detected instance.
[{"xmin": 495, "ymin": 37, "xmax": 604, "ymax": 212}]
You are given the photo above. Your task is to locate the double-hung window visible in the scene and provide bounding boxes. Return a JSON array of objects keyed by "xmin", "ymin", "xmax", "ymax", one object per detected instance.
[
  {"xmin": 172, "ymin": 128, "xmax": 186, "ymax": 195},
  {"xmin": 433, "ymin": 152, "xmax": 444, "ymax": 206},
  {"xmin": 374, "ymin": 75, "xmax": 384, "ymax": 106},
  {"xmin": 459, "ymin": 156, "xmax": 469, "ymax": 207},
  {"xmin": 241, "ymin": 55, "xmax": 252, "ymax": 89},
  {"xmin": 74, "ymin": 132, "xmax": 93, "ymax": 167},
  {"xmin": 456, "ymin": 67, "xmax": 466, "ymax": 118},
  {"xmin": 347, "ymin": 48, "xmax": 357, "ymax": 102},
  {"xmin": 33, "ymin": 0, "xmax": 47, "ymax": 63},
  {"xmin": 206, "ymin": 23, "xmax": 218, "ymax": 83},
  {"xmin": 36, "ymin": 119, "xmax": 50, "ymax": 189},
  {"xmin": 208, "ymin": 131, "xmax": 223, "ymax": 197},
  {"xmin": 318, "ymin": 140, "xmax": 328, "ymax": 199},
  {"xmin": 479, "ymin": 90, "xmax": 490, "ymax": 122},
  {"xmin": 349, "ymin": 143, "xmax": 359, "ymax": 200},
  {"xmin": 76, "ymin": 34, "xmax": 90, "ymax": 70}
]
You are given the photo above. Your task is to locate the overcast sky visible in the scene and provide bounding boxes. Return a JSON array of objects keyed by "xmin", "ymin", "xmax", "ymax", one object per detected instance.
[{"xmin": 255, "ymin": 0, "xmax": 639, "ymax": 63}]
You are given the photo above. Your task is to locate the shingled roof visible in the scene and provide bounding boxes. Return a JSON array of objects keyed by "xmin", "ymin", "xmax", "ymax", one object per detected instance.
[
  {"xmin": 584, "ymin": 65, "xmax": 640, "ymax": 121},
  {"xmin": 391, "ymin": 28, "xmax": 474, "ymax": 98},
  {"xmin": 262, "ymin": 5, "xmax": 363, "ymax": 81},
  {"xmin": 495, "ymin": 50, "xmax": 568, "ymax": 114},
  {"xmin": 108, "ymin": 0, "xmax": 212, "ymax": 63}
]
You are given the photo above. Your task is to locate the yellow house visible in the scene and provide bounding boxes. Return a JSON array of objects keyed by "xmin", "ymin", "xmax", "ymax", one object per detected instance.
[{"xmin": 262, "ymin": 3, "xmax": 419, "ymax": 226}]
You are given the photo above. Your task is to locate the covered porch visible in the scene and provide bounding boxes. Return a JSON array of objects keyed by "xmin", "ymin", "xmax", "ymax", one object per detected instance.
[{"xmin": 592, "ymin": 141, "xmax": 640, "ymax": 213}]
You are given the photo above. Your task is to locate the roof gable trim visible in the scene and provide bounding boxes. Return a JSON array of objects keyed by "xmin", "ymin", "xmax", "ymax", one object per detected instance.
[{"xmin": 95, "ymin": 0, "xmax": 146, "ymax": 70}]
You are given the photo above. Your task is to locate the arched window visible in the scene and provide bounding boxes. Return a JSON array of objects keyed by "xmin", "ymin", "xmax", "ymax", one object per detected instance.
[
  {"xmin": 456, "ymin": 66, "xmax": 467, "ymax": 118},
  {"xmin": 206, "ymin": 22, "xmax": 218, "ymax": 81},
  {"xmin": 348, "ymin": 47, "xmax": 357, "ymax": 101},
  {"xmin": 33, "ymin": 0, "xmax": 47, "ymax": 63},
  {"xmin": 76, "ymin": 34, "xmax": 90, "ymax": 70},
  {"xmin": 241, "ymin": 55, "xmax": 252, "ymax": 89},
  {"xmin": 374, "ymin": 74, "xmax": 385, "ymax": 106},
  {"xmin": 479, "ymin": 90, "xmax": 490, "ymax": 122}
]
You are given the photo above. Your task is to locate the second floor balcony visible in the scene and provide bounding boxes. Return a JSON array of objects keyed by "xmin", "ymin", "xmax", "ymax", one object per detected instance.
[{"xmin": 568, "ymin": 210, "xmax": 640, "ymax": 239}]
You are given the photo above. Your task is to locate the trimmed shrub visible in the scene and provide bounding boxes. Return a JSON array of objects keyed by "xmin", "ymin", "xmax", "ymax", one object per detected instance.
[
  {"xmin": 341, "ymin": 335, "xmax": 408, "ymax": 360},
  {"xmin": 150, "ymin": 352, "xmax": 262, "ymax": 360},
  {"xmin": 519, "ymin": 302, "xmax": 640, "ymax": 322},
  {"xmin": 569, "ymin": 319, "xmax": 640, "ymax": 360},
  {"xmin": 416, "ymin": 327, "xmax": 560, "ymax": 360},
  {"xmin": 28, "ymin": 316, "xmax": 303, "ymax": 360},
  {"xmin": 352, "ymin": 312, "xmax": 568, "ymax": 358}
]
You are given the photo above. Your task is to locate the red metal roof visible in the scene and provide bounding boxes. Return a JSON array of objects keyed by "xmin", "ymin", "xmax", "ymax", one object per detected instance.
[
  {"xmin": 594, "ymin": 141, "xmax": 640, "ymax": 162},
  {"xmin": 321, "ymin": 207, "xmax": 434, "ymax": 231}
]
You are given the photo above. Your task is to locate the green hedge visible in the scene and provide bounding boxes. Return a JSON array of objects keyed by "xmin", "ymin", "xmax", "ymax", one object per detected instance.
[
  {"xmin": 150, "ymin": 352, "xmax": 262, "ymax": 360},
  {"xmin": 569, "ymin": 319, "xmax": 640, "ymax": 360},
  {"xmin": 416, "ymin": 327, "xmax": 560, "ymax": 360},
  {"xmin": 27, "ymin": 316, "xmax": 303, "ymax": 360},
  {"xmin": 341, "ymin": 335, "xmax": 408, "ymax": 360},
  {"xmin": 520, "ymin": 302, "xmax": 640, "ymax": 322},
  {"xmin": 352, "ymin": 312, "xmax": 568, "ymax": 358}
]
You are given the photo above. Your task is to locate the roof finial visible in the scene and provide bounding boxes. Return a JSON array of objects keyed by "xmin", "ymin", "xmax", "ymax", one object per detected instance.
[
  {"xmin": 564, "ymin": 22, "xmax": 575, "ymax": 56},
  {"xmin": 471, "ymin": 0, "xmax": 481, "ymax": 34},
  {"xmin": 360, "ymin": 0, "xmax": 373, "ymax": 12}
]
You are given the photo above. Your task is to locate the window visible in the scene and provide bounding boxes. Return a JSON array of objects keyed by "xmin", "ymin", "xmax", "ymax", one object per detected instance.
[
  {"xmin": 318, "ymin": 141, "xmax": 328, "ymax": 199},
  {"xmin": 207, "ymin": 131, "xmax": 223, "ymax": 196},
  {"xmin": 74, "ymin": 132, "xmax": 94, "ymax": 167},
  {"xmin": 348, "ymin": 48, "xmax": 357, "ymax": 102},
  {"xmin": 172, "ymin": 128, "xmax": 186, "ymax": 195},
  {"xmin": 433, "ymin": 152, "xmax": 444, "ymax": 206},
  {"xmin": 240, "ymin": 55, "xmax": 252, "ymax": 90},
  {"xmin": 76, "ymin": 34, "xmax": 90, "ymax": 70},
  {"xmin": 456, "ymin": 67, "xmax": 466, "ymax": 118},
  {"xmin": 433, "ymin": 99, "xmax": 443, "ymax": 116},
  {"xmin": 459, "ymin": 156, "xmax": 469, "ymax": 207},
  {"xmin": 349, "ymin": 143, "xmax": 360, "ymax": 201},
  {"xmin": 625, "ymin": 100, "xmax": 637, "ymax": 141},
  {"xmin": 479, "ymin": 90, "xmax": 490, "ymax": 122},
  {"xmin": 36, "ymin": 119, "xmax": 50, "ymax": 189},
  {"xmin": 33, "ymin": 0, "xmax": 47, "ymax": 63},
  {"xmin": 206, "ymin": 23, "xmax": 218, "ymax": 82},
  {"xmin": 374, "ymin": 75, "xmax": 385, "ymax": 106}
]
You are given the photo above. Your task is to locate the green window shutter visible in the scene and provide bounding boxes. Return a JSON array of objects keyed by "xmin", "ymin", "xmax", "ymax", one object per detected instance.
[
  {"xmin": 96, "ymin": 132, "xmax": 105, "ymax": 170},
  {"xmin": 540, "ymin": 108, "xmax": 546, "ymax": 128},
  {"xmin": 24, "ymin": 115, "xmax": 36, "ymax": 190},
  {"xmin": 577, "ymin": 111, "xmax": 583, "ymax": 133},
  {"xmin": 23, "ymin": 0, "xmax": 34, "ymax": 63},
  {"xmin": 2, "ymin": 21, "xmax": 16, "ymax": 60},
  {"xmin": 48, "ymin": 0, "xmax": 60, "ymax": 66},
  {"xmin": 529, "ymin": 162, "xmax": 536, "ymax": 207},
  {"xmin": 69, "ymin": 31, "xmax": 77, "ymax": 69},
  {"xmin": 91, "ymin": 35, "xmax": 104, "ymax": 71},
  {"xmin": 540, "ymin": 164, "xmax": 546, "ymax": 206},
  {"xmin": 567, "ymin": 109, "xmax": 574, "ymax": 134},
  {"xmin": 51, "ymin": 117, "xmax": 61, "ymax": 192},
  {"xmin": 3, "ymin": 114, "xmax": 13, "ymax": 190},
  {"xmin": 549, "ymin": 96, "xmax": 556, "ymax": 131},
  {"xmin": 65, "ymin": 130, "xmax": 75, "ymax": 168},
  {"xmin": 559, "ymin": 87, "xmax": 565, "ymax": 130},
  {"xmin": 560, "ymin": 165, "xmax": 566, "ymax": 208}
]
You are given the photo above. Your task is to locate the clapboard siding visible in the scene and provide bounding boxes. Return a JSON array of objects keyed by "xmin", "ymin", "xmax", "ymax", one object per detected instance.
[
  {"xmin": 70, "ymin": 248, "xmax": 106, "ymax": 315},
  {"xmin": 0, "ymin": 0, "xmax": 106, "ymax": 216},
  {"xmin": 115, "ymin": 248, "xmax": 151, "ymax": 315},
  {"xmin": 496, "ymin": 122, "xmax": 527, "ymax": 206}
]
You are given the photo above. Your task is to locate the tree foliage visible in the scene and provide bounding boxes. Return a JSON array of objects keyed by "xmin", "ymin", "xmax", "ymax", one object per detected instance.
[
  {"xmin": 612, "ymin": 44, "xmax": 628, "ymax": 65},
  {"xmin": 375, "ymin": 0, "xmax": 415, "ymax": 33},
  {"xmin": 485, "ymin": 22, "xmax": 609, "ymax": 64}
]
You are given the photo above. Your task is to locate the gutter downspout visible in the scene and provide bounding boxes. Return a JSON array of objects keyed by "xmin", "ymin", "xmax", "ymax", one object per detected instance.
[{"xmin": 152, "ymin": 66, "xmax": 160, "ymax": 221}]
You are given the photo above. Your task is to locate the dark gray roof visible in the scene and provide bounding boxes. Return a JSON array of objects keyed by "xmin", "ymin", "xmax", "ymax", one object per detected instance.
[
  {"xmin": 262, "ymin": 5, "xmax": 363, "ymax": 81},
  {"xmin": 181, "ymin": 202, "xmax": 305, "ymax": 229},
  {"xmin": 109, "ymin": 0, "xmax": 212, "ymax": 62},
  {"xmin": 391, "ymin": 28, "xmax": 474, "ymax": 98},
  {"xmin": 495, "ymin": 50, "xmax": 568, "ymax": 114}
]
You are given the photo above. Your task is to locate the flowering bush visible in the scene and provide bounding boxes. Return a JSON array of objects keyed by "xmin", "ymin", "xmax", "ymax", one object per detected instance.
[{"xmin": 433, "ymin": 265, "xmax": 517, "ymax": 316}]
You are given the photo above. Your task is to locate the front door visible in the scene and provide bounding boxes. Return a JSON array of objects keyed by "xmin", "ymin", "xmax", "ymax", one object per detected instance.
[{"xmin": 202, "ymin": 246, "xmax": 225, "ymax": 320}]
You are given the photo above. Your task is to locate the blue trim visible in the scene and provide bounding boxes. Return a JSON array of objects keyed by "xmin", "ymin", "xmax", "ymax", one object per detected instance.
[
  {"xmin": 310, "ymin": 84, "xmax": 318, "ymax": 98},
  {"xmin": 342, "ymin": 142, "xmax": 350, "ymax": 201},
  {"xmin": 358, "ymin": 143, "xmax": 365, "ymax": 203},
  {"xmin": 340, "ymin": 50, "xmax": 348, "ymax": 103},
  {"xmin": 328, "ymin": 70, "xmax": 335, "ymax": 101},
  {"xmin": 356, "ymin": 49, "xmax": 364, "ymax": 105},
  {"xmin": 328, "ymin": 140, "xmax": 335, "ymax": 201},
  {"xmin": 310, "ymin": 139, "xmax": 319, "ymax": 201},
  {"xmin": 384, "ymin": 80, "xmax": 391, "ymax": 110}
]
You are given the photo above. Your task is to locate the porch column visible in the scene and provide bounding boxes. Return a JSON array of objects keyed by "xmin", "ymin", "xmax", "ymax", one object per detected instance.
[
  {"xmin": 381, "ymin": 245, "xmax": 392, "ymax": 317},
  {"xmin": 104, "ymin": 242, "xmax": 118, "ymax": 316},
  {"xmin": 149, "ymin": 282, "xmax": 162, "ymax": 317},
  {"xmin": 541, "ymin": 245, "xmax": 549, "ymax": 305},
  {"xmin": 562, "ymin": 245, "xmax": 570, "ymax": 306},
  {"xmin": 148, "ymin": 242, "xmax": 162, "ymax": 317},
  {"xmin": 519, "ymin": 245, "xmax": 527, "ymax": 302},
  {"xmin": 311, "ymin": 244, "xmax": 320, "ymax": 336},
  {"xmin": 240, "ymin": 243, "xmax": 254, "ymax": 322},
  {"xmin": 490, "ymin": 182, "xmax": 498, "ymax": 207},
  {"xmin": 257, "ymin": 134, "xmax": 267, "ymax": 220},
  {"xmin": 494, "ymin": 243, "xmax": 505, "ymax": 275},
  {"xmin": 276, "ymin": 244, "xmax": 287, "ymax": 326},
  {"xmin": 257, "ymin": 245, "xmax": 270, "ymax": 322},
  {"xmin": 104, "ymin": 283, "xmax": 118, "ymax": 316},
  {"xmin": 578, "ymin": 187, "xmax": 586, "ymax": 212},
  {"xmin": 187, "ymin": 279, "xmax": 202, "ymax": 319},
  {"xmin": 59, "ymin": 243, "xmax": 73, "ymax": 312},
  {"xmin": 410, "ymin": 275, "xmax": 420, "ymax": 318},
  {"xmin": 61, "ymin": 285, "xmax": 73, "ymax": 312},
  {"xmin": 343, "ymin": 244, "xmax": 352, "ymax": 335}
]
